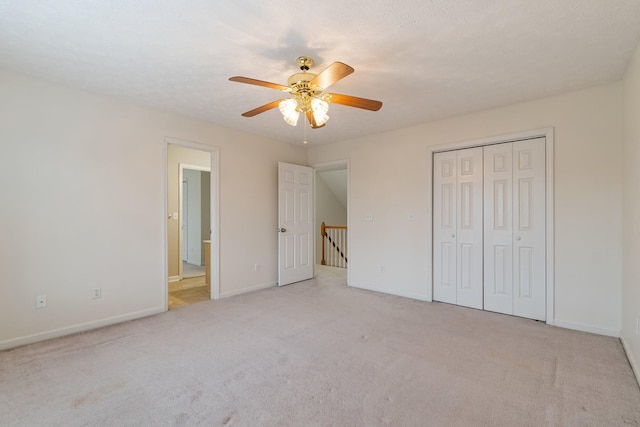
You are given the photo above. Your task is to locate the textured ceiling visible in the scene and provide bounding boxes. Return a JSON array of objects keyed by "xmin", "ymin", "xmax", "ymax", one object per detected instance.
[{"xmin": 1, "ymin": 1, "xmax": 639, "ymax": 145}]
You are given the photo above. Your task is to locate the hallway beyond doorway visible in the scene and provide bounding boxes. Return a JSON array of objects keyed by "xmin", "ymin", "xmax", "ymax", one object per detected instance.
[
  {"xmin": 168, "ymin": 276, "xmax": 208, "ymax": 309},
  {"xmin": 182, "ymin": 261, "xmax": 205, "ymax": 278}
]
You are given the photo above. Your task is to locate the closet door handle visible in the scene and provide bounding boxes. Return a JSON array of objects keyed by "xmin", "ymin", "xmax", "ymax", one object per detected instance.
[
  {"xmin": 515, "ymin": 236, "xmax": 521, "ymax": 241},
  {"xmin": 451, "ymin": 234, "xmax": 455, "ymax": 238}
]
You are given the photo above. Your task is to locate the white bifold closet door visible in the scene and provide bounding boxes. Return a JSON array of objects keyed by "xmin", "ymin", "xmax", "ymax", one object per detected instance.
[
  {"xmin": 433, "ymin": 147, "xmax": 484, "ymax": 309},
  {"xmin": 434, "ymin": 138, "xmax": 546, "ymax": 320},
  {"xmin": 484, "ymin": 138, "xmax": 546, "ymax": 320}
]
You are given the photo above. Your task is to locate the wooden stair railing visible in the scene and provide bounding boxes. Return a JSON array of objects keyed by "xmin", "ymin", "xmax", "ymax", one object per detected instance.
[{"xmin": 321, "ymin": 222, "xmax": 348, "ymax": 268}]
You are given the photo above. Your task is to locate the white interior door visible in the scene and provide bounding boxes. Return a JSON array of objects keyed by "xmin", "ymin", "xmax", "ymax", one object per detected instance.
[
  {"xmin": 433, "ymin": 136, "xmax": 547, "ymax": 321},
  {"xmin": 278, "ymin": 162, "xmax": 314, "ymax": 286},
  {"xmin": 512, "ymin": 138, "xmax": 546, "ymax": 320},
  {"xmin": 181, "ymin": 179, "xmax": 188, "ymax": 262},
  {"xmin": 483, "ymin": 138, "xmax": 546, "ymax": 320},
  {"xmin": 484, "ymin": 143, "xmax": 514, "ymax": 314},
  {"xmin": 433, "ymin": 151, "xmax": 458, "ymax": 304},
  {"xmin": 433, "ymin": 148, "xmax": 483, "ymax": 308},
  {"xmin": 455, "ymin": 148, "xmax": 484, "ymax": 309}
]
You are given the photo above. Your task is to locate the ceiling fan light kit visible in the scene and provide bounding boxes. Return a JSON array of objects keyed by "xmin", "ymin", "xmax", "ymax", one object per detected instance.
[
  {"xmin": 310, "ymin": 98, "xmax": 329, "ymax": 125},
  {"xmin": 278, "ymin": 98, "xmax": 299, "ymax": 126},
  {"xmin": 229, "ymin": 56, "xmax": 382, "ymax": 137}
]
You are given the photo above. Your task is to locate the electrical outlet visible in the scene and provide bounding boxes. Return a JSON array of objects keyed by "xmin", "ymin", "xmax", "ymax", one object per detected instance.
[
  {"xmin": 36, "ymin": 295, "xmax": 47, "ymax": 309},
  {"xmin": 92, "ymin": 288, "xmax": 102, "ymax": 299},
  {"xmin": 380, "ymin": 265, "xmax": 385, "ymax": 273},
  {"xmin": 365, "ymin": 213, "xmax": 374, "ymax": 222}
]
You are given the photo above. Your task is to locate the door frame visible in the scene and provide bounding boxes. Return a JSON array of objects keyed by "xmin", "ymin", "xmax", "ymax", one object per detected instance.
[
  {"xmin": 427, "ymin": 127, "xmax": 555, "ymax": 324},
  {"xmin": 164, "ymin": 137, "xmax": 220, "ymax": 309},
  {"xmin": 179, "ymin": 163, "xmax": 211, "ymax": 276},
  {"xmin": 312, "ymin": 159, "xmax": 350, "ymax": 286}
]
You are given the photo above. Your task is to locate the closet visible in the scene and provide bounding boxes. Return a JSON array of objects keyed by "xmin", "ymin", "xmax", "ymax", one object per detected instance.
[{"xmin": 433, "ymin": 137, "xmax": 546, "ymax": 321}]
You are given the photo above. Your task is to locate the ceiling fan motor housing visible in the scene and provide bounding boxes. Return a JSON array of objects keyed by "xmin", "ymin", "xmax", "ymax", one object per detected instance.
[
  {"xmin": 287, "ymin": 72, "xmax": 322, "ymax": 112},
  {"xmin": 287, "ymin": 72, "xmax": 316, "ymax": 87}
]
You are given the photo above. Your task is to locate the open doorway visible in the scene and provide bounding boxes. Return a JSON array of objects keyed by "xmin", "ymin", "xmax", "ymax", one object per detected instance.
[
  {"xmin": 166, "ymin": 140, "xmax": 219, "ymax": 310},
  {"xmin": 181, "ymin": 166, "xmax": 210, "ymax": 278},
  {"xmin": 314, "ymin": 160, "xmax": 349, "ymax": 285}
]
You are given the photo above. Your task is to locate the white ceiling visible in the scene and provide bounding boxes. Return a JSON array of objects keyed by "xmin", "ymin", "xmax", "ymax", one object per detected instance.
[{"xmin": 1, "ymin": 1, "xmax": 639, "ymax": 146}]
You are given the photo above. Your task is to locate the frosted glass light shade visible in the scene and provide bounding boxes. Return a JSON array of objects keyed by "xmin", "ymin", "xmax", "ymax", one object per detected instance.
[
  {"xmin": 311, "ymin": 98, "xmax": 329, "ymax": 126},
  {"xmin": 279, "ymin": 98, "xmax": 300, "ymax": 126}
]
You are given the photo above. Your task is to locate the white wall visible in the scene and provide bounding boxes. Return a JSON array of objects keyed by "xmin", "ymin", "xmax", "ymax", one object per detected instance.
[
  {"xmin": 622, "ymin": 41, "xmax": 640, "ymax": 380},
  {"xmin": 0, "ymin": 69, "xmax": 306, "ymax": 349},
  {"xmin": 308, "ymin": 83, "xmax": 623, "ymax": 335},
  {"xmin": 315, "ymin": 172, "xmax": 348, "ymax": 264}
]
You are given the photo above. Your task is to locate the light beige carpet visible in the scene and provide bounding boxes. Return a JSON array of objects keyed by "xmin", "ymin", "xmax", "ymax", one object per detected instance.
[{"xmin": 1, "ymin": 271, "xmax": 639, "ymax": 426}]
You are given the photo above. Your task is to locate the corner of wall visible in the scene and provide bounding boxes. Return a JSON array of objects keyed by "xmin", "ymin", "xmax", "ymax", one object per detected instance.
[{"xmin": 621, "ymin": 333, "xmax": 640, "ymax": 387}]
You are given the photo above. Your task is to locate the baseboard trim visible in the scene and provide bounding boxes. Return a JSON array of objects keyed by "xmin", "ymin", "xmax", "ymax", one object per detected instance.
[
  {"xmin": 349, "ymin": 282, "xmax": 430, "ymax": 302},
  {"xmin": 168, "ymin": 275, "xmax": 181, "ymax": 282},
  {"xmin": 219, "ymin": 281, "xmax": 277, "ymax": 299},
  {"xmin": 553, "ymin": 319, "xmax": 620, "ymax": 338},
  {"xmin": 0, "ymin": 306, "xmax": 165, "ymax": 351},
  {"xmin": 621, "ymin": 334, "xmax": 640, "ymax": 387}
]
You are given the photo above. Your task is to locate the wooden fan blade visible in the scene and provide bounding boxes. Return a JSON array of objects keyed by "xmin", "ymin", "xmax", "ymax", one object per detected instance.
[
  {"xmin": 229, "ymin": 76, "xmax": 290, "ymax": 91},
  {"xmin": 310, "ymin": 62, "xmax": 354, "ymax": 90},
  {"xmin": 306, "ymin": 111, "xmax": 325, "ymax": 129},
  {"xmin": 325, "ymin": 93, "xmax": 383, "ymax": 111},
  {"xmin": 241, "ymin": 99, "xmax": 286, "ymax": 117}
]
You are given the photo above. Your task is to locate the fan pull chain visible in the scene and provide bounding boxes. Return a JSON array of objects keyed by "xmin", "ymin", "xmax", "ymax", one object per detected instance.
[{"xmin": 303, "ymin": 115, "xmax": 308, "ymax": 145}]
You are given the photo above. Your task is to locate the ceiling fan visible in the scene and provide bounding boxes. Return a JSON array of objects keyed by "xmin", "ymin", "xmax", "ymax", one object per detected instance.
[{"xmin": 229, "ymin": 56, "xmax": 382, "ymax": 129}]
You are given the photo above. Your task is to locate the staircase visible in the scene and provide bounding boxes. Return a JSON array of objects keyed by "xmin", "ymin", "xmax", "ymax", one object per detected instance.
[{"xmin": 321, "ymin": 222, "xmax": 347, "ymax": 268}]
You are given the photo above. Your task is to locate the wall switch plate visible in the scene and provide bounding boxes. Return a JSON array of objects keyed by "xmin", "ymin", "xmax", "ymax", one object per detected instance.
[
  {"xmin": 36, "ymin": 295, "xmax": 46, "ymax": 308},
  {"xmin": 92, "ymin": 288, "xmax": 102, "ymax": 299},
  {"xmin": 408, "ymin": 212, "xmax": 415, "ymax": 221},
  {"xmin": 636, "ymin": 318, "xmax": 640, "ymax": 335},
  {"xmin": 254, "ymin": 264, "xmax": 260, "ymax": 271}
]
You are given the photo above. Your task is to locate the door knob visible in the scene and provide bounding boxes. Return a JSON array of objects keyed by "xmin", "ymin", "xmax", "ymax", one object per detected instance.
[
  {"xmin": 451, "ymin": 234, "xmax": 455, "ymax": 238},
  {"xmin": 279, "ymin": 228, "xmax": 286, "ymax": 232},
  {"xmin": 515, "ymin": 236, "xmax": 521, "ymax": 241}
]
